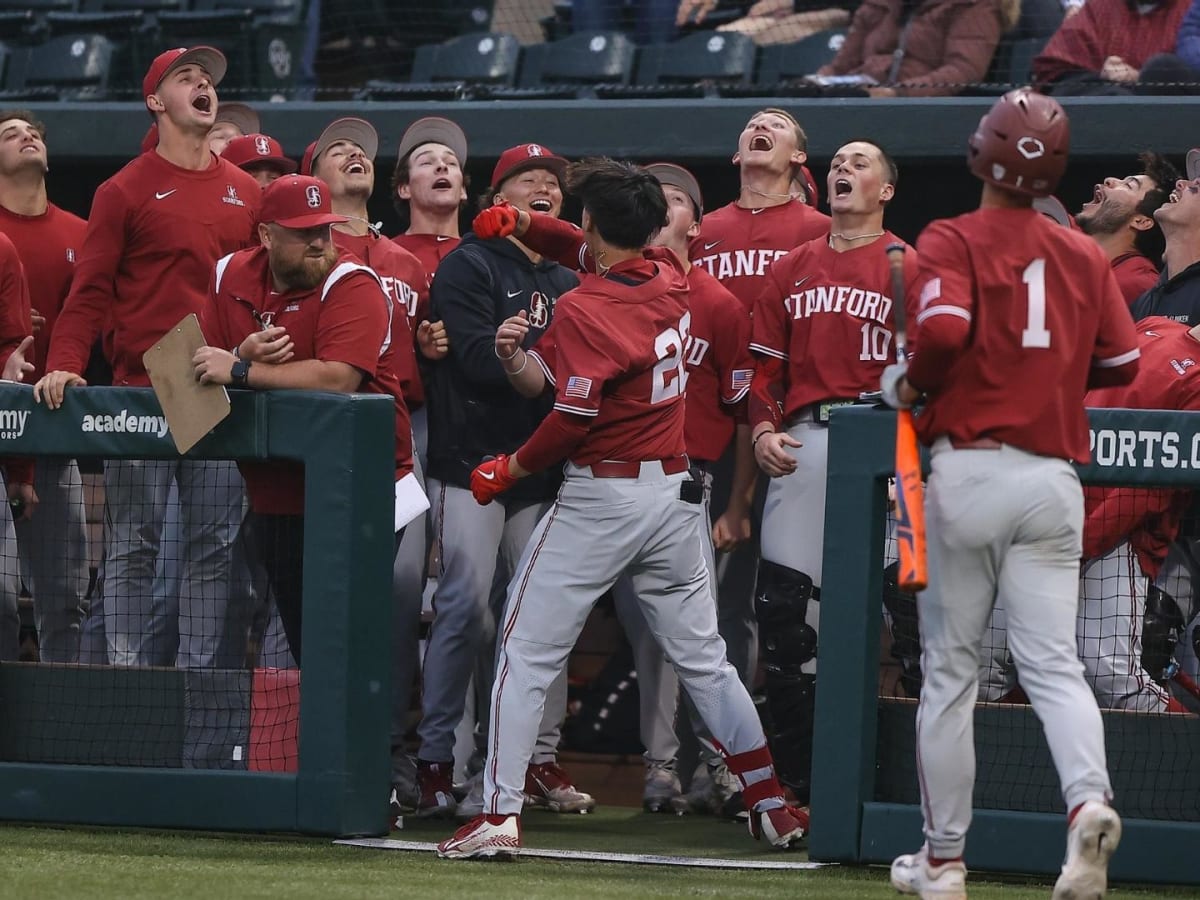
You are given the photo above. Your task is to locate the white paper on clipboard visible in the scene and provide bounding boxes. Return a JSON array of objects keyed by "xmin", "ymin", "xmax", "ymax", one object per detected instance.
[{"xmin": 395, "ymin": 472, "xmax": 430, "ymax": 532}]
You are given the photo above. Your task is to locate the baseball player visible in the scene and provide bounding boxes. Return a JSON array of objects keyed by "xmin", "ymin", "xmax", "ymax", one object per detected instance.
[
  {"xmin": 418, "ymin": 143, "xmax": 589, "ymax": 821},
  {"xmin": 35, "ymin": 47, "xmax": 260, "ymax": 669},
  {"xmin": 0, "ymin": 110, "xmax": 89, "ymax": 663},
  {"xmin": 472, "ymin": 163, "xmax": 756, "ymax": 812},
  {"xmin": 193, "ymin": 174, "xmax": 412, "ymax": 662},
  {"xmin": 882, "ymin": 89, "xmax": 1135, "ymax": 900},
  {"xmin": 1130, "ymin": 155, "xmax": 1200, "ymax": 324},
  {"xmin": 221, "ymin": 133, "xmax": 297, "ymax": 187},
  {"xmin": 682, "ymin": 109, "xmax": 832, "ymax": 809},
  {"xmin": 437, "ymin": 158, "xmax": 808, "ymax": 859},
  {"xmin": 1075, "ymin": 153, "xmax": 1178, "ymax": 304},
  {"xmin": 299, "ymin": 115, "xmax": 442, "ymax": 812},
  {"xmin": 749, "ymin": 139, "xmax": 918, "ymax": 807}
]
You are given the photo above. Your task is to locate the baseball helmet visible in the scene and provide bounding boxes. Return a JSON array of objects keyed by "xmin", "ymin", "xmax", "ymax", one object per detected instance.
[{"xmin": 967, "ymin": 88, "xmax": 1069, "ymax": 198}]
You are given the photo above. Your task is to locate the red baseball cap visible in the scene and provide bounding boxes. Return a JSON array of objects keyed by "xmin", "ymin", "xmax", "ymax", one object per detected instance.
[
  {"xmin": 143, "ymin": 46, "xmax": 226, "ymax": 99},
  {"xmin": 491, "ymin": 143, "xmax": 568, "ymax": 191},
  {"xmin": 300, "ymin": 117, "xmax": 379, "ymax": 176},
  {"xmin": 259, "ymin": 176, "xmax": 349, "ymax": 229},
  {"xmin": 224, "ymin": 133, "xmax": 297, "ymax": 175}
]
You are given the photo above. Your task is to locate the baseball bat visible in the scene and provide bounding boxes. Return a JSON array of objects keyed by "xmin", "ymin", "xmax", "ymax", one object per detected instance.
[
  {"xmin": 886, "ymin": 243, "xmax": 927, "ymax": 593},
  {"xmin": 1172, "ymin": 666, "xmax": 1200, "ymax": 703}
]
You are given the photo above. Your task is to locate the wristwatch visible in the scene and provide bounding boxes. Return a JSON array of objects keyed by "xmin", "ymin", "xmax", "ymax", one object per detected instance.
[{"xmin": 230, "ymin": 358, "xmax": 252, "ymax": 388}]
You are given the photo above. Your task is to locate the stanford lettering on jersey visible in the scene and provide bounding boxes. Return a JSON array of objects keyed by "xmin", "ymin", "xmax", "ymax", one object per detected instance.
[
  {"xmin": 786, "ymin": 283, "xmax": 894, "ymax": 326},
  {"xmin": 694, "ymin": 248, "xmax": 789, "ymax": 282},
  {"xmin": 380, "ymin": 274, "xmax": 420, "ymax": 319}
]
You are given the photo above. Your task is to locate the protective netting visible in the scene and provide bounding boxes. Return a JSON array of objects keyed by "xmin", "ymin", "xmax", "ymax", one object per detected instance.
[
  {"xmin": 4, "ymin": 1, "xmax": 1198, "ymax": 101},
  {"xmin": 877, "ymin": 482, "xmax": 1200, "ymax": 821},
  {"xmin": 3, "ymin": 456, "xmax": 300, "ymax": 772}
]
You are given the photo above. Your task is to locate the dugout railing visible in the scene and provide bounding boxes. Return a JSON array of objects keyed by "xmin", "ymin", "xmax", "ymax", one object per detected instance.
[
  {"xmin": 810, "ymin": 405, "xmax": 1200, "ymax": 886},
  {"xmin": 0, "ymin": 385, "xmax": 395, "ymax": 837}
]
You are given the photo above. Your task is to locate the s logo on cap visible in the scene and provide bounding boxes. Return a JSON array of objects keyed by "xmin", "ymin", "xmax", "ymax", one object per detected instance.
[
  {"xmin": 255, "ymin": 136, "xmax": 271, "ymax": 156},
  {"xmin": 306, "ymin": 184, "xmax": 322, "ymax": 208},
  {"xmin": 527, "ymin": 144, "xmax": 544, "ymax": 157}
]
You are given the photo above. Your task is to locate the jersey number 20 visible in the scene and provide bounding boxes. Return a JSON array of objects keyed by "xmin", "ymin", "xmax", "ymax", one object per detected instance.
[{"xmin": 651, "ymin": 312, "xmax": 692, "ymax": 404}]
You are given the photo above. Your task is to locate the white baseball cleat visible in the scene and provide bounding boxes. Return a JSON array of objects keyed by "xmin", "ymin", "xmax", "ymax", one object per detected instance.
[
  {"xmin": 748, "ymin": 803, "xmax": 809, "ymax": 849},
  {"xmin": 1052, "ymin": 802, "xmax": 1121, "ymax": 900},
  {"xmin": 436, "ymin": 813, "xmax": 522, "ymax": 860},
  {"xmin": 890, "ymin": 845, "xmax": 967, "ymax": 899}
]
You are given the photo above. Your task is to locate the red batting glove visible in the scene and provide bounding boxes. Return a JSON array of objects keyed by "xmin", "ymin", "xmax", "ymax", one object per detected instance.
[
  {"xmin": 472, "ymin": 202, "xmax": 519, "ymax": 240},
  {"xmin": 470, "ymin": 454, "xmax": 519, "ymax": 505}
]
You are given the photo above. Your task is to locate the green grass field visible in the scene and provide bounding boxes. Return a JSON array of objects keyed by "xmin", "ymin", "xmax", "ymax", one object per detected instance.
[{"xmin": 3, "ymin": 808, "xmax": 1199, "ymax": 899}]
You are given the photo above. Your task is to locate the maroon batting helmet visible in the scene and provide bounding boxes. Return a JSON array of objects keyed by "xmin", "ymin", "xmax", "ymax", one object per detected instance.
[{"xmin": 967, "ymin": 88, "xmax": 1069, "ymax": 198}]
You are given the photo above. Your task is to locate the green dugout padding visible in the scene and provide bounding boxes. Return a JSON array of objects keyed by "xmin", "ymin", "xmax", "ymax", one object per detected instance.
[
  {"xmin": 0, "ymin": 385, "xmax": 395, "ymax": 836},
  {"xmin": 810, "ymin": 406, "xmax": 1200, "ymax": 885}
]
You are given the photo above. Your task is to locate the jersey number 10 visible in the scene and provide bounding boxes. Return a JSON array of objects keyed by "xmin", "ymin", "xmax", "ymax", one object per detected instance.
[{"xmin": 651, "ymin": 312, "xmax": 693, "ymax": 404}]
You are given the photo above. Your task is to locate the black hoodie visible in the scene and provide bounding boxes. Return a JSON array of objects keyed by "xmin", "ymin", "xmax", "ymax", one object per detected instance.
[
  {"xmin": 425, "ymin": 232, "xmax": 579, "ymax": 501},
  {"xmin": 1129, "ymin": 259, "xmax": 1200, "ymax": 326}
]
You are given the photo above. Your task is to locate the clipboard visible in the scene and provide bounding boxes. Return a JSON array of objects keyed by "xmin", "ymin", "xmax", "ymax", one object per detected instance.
[{"xmin": 143, "ymin": 313, "xmax": 232, "ymax": 454}]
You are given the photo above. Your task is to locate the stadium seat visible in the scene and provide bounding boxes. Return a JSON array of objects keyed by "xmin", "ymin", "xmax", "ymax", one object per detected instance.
[
  {"xmin": 0, "ymin": 0, "xmax": 76, "ymax": 45},
  {"xmin": 360, "ymin": 31, "xmax": 521, "ymax": 101},
  {"xmin": 714, "ymin": 27, "xmax": 847, "ymax": 97},
  {"xmin": 186, "ymin": 0, "xmax": 304, "ymax": 99},
  {"xmin": 8, "ymin": 32, "xmax": 113, "ymax": 100},
  {"xmin": 479, "ymin": 30, "xmax": 636, "ymax": 100},
  {"xmin": 598, "ymin": 31, "xmax": 756, "ymax": 99},
  {"xmin": 156, "ymin": 9, "xmax": 256, "ymax": 96}
]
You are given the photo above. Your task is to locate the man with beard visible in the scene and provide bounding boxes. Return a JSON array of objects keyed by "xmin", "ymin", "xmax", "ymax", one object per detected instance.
[
  {"xmin": 0, "ymin": 109, "xmax": 88, "ymax": 663},
  {"xmin": 1075, "ymin": 153, "xmax": 1177, "ymax": 304},
  {"xmin": 36, "ymin": 47, "xmax": 259, "ymax": 670},
  {"xmin": 193, "ymin": 174, "xmax": 412, "ymax": 663}
]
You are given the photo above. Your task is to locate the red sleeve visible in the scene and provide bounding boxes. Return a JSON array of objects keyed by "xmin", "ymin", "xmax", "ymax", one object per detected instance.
[
  {"xmin": 315, "ymin": 267, "xmax": 390, "ymax": 377},
  {"xmin": 748, "ymin": 264, "xmax": 790, "ymax": 429},
  {"xmin": 46, "ymin": 180, "xmax": 126, "ymax": 375},
  {"xmin": 1112, "ymin": 255, "xmax": 1160, "ymax": 307},
  {"xmin": 519, "ymin": 213, "xmax": 592, "ymax": 272},
  {"xmin": 0, "ymin": 235, "xmax": 31, "ymax": 368},
  {"xmin": 544, "ymin": 305, "xmax": 622, "ymax": 417},
  {"xmin": 199, "ymin": 256, "xmax": 234, "ymax": 350},
  {"xmin": 514, "ymin": 409, "xmax": 592, "ymax": 474},
  {"xmin": 710, "ymin": 287, "xmax": 754, "ymax": 406},
  {"xmin": 1087, "ymin": 266, "xmax": 1139, "ymax": 389},
  {"xmin": 907, "ymin": 222, "xmax": 973, "ymax": 393},
  {"xmin": 1082, "ymin": 485, "xmax": 1175, "ymax": 561}
]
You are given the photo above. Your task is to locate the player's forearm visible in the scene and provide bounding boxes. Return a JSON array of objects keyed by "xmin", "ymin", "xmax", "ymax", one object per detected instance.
[
  {"xmin": 728, "ymin": 424, "xmax": 758, "ymax": 513},
  {"xmin": 905, "ymin": 317, "xmax": 970, "ymax": 393},
  {"xmin": 499, "ymin": 347, "xmax": 547, "ymax": 397},
  {"xmin": 513, "ymin": 409, "xmax": 591, "ymax": 475},
  {"xmin": 246, "ymin": 358, "xmax": 365, "ymax": 393},
  {"xmin": 44, "ymin": 297, "xmax": 104, "ymax": 375},
  {"xmin": 520, "ymin": 213, "xmax": 593, "ymax": 272},
  {"xmin": 748, "ymin": 356, "xmax": 786, "ymax": 434}
]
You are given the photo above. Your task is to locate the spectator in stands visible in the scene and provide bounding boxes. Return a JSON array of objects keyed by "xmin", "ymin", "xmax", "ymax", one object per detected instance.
[
  {"xmin": 1075, "ymin": 153, "xmax": 1178, "ymax": 304},
  {"xmin": 193, "ymin": 174, "xmax": 413, "ymax": 664},
  {"xmin": 417, "ymin": 143, "xmax": 589, "ymax": 820},
  {"xmin": 207, "ymin": 103, "xmax": 260, "ymax": 156},
  {"xmin": 1034, "ymin": 0, "xmax": 1193, "ymax": 95},
  {"xmin": 302, "ymin": 115, "xmax": 436, "ymax": 820},
  {"xmin": 710, "ymin": 1, "xmax": 853, "ymax": 47},
  {"xmin": 1176, "ymin": 0, "xmax": 1200, "ymax": 73},
  {"xmin": 1131, "ymin": 160, "xmax": 1200, "ymax": 324},
  {"xmin": 575, "ymin": 0, "xmax": 679, "ymax": 45},
  {"xmin": 222, "ymin": 134, "xmax": 297, "ymax": 188},
  {"xmin": 809, "ymin": 0, "xmax": 1015, "ymax": 97},
  {"xmin": 0, "ymin": 110, "xmax": 89, "ymax": 664},
  {"xmin": 35, "ymin": 47, "xmax": 259, "ymax": 670}
]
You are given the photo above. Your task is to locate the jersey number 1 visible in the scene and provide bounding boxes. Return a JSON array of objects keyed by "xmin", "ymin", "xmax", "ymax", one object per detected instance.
[
  {"xmin": 651, "ymin": 311, "xmax": 692, "ymax": 404},
  {"xmin": 1021, "ymin": 258, "xmax": 1050, "ymax": 349}
]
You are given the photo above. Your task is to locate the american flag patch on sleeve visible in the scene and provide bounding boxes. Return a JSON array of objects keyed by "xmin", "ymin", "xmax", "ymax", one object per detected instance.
[
  {"xmin": 564, "ymin": 376, "xmax": 593, "ymax": 399},
  {"xmin": 731, "ymin": 369, "xmax": 753, "ymax": 391}
]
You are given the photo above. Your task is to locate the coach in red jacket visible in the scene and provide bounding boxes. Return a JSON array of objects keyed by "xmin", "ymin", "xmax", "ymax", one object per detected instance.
[{"xmin": 193, "ymin": 174, "xmax": 412, "ymax": 665}]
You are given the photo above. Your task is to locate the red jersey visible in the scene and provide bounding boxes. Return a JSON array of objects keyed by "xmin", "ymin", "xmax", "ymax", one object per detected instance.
[
  {"xmin": 684, "ymin": 266, "xmax": 754, "ymax": 463},
  {"xmin": 750, "ymin": 233, "xmax": 919, "ymax": 423},
  {"xmin": 0, "ymin": 233, "xmax": 36, "ymax": 485},
  {"xmin": 392, "ymin": 232, "xmax": 458, "ymax": 324},
  {"xmin": 689, "ymin": 200, "xmax": 831, "ymax": 310},
  {"xmin": 0, "ymin": 202, "xmax": 86, "ymax": 379},
  {"xmin": 200, "ymin": 246, "xmax": 413, "ymax": 515},
  {"xmin": 334, "ymin": 230, "xmax": 426, "ymax": 409},
  {"xmin": 528, "ymin": 248, "xmax": 689, "ymax": 465},
  {"xmin": 1111, "ymin": 252, "xmax": 1159, "ymax": 307},
  {"xmin": 909, "ymin": 207, "xmax": 1140, "ymax": 462},
  {"xmin": 48, "ymin": 151, "xmax": 260, "ymax": 386},
  {"xmin": 1083, "ymin": 318, "xmax": 1200, "ymax": 579}
]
